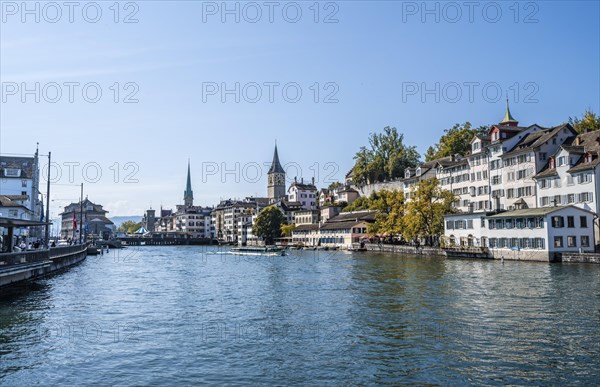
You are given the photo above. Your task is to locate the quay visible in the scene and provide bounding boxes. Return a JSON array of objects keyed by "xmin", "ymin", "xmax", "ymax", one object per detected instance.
[{"xmin": 0, "ymin": 245, "xmax": 87, "ymax": 287}]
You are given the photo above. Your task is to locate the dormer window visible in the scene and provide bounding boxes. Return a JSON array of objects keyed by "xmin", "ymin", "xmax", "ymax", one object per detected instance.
[
  {"xmin": 3, "ymin": 168, "xmax": 21, "ymax": 177},
  {"xmin": 416, "ymin": 167, "xmax": 421, "ymax": 176},
  {"xmin": 549, "ymin": 157, "xmax": 555, "ymax": 169},
  {"xmin": 405, "ymin": 170, "xmax": 410, "ymax": 179},
  {"xmin": 585, "ymin": 153, "xmax": 593, "ymax": 163},
  {"xmin": 472, "ymin": 141, "xmax": 480, "ymax": 151}
]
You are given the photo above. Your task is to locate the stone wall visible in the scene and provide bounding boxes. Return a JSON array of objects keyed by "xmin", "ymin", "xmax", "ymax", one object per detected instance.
[
  {"xmin": 561, "ymin": 253, "xmax": 600, "ymax": 264},
  {"xmin": 362, "ymin": 243, "xmax": 445, "ymax": 257}
]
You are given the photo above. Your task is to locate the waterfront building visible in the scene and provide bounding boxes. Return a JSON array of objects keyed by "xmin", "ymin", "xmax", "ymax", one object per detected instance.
[
  {"xmin": 142, "ymin": 209, "xmax": 156, "ymax": 232},
  {"xmin": 267, "ymin": 144, "xmax": 286, "ymax": 203},
  {"xmin": 287, "ymin": 178, "xmax": 318, "ymax": 210},
  {"xmin": 212, "ymin": 197, "xmax": 268, "ymax": 243},
  {"xmin": 291, "ymin": 210, "xmax": 376, "ymax": 248},
  {"xmin": 444, "ymin": 206, "xmax": 596, "ymax": 261},
  {"xmin": 0, "ymin": 150, "xmax": 42, "ymax": 237},
  {"xmin": 294, "ymin": 209, "xmax": 319, "ymax": 225},
  {"xmin": 59, "ymin": 198, "xmax": 114, "ymax": 239},
  {"xmin": 320, "ymin": 205, "xmax": 342, "ymax": 222},
  {"xmin": 534, "ymin": 130, "xmax": 600, "ymax": 239}
]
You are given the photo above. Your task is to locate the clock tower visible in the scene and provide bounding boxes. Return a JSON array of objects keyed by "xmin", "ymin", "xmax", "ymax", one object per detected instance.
[{"xmin": 267, "ymin": 144, "xmax": 286, "ymax": 202}]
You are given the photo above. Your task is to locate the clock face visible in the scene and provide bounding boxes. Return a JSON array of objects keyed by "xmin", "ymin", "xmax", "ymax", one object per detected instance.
[{"xmin": 269, "ymin": 173, "xmax": 285, "ymax": 185}]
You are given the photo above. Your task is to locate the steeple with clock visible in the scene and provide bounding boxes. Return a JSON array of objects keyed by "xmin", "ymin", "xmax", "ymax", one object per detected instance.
[{"xmin": 267, "ymin": 144, "xmax": 286, "ymax": 202}]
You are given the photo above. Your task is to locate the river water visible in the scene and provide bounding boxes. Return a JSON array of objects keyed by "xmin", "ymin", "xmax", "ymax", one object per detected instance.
[{"xmin": 1, "ymin": 246, "xmax": 599, "ymax": 385}]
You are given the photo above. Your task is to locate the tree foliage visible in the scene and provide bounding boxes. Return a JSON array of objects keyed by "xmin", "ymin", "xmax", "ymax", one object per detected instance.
[
  {"xmin": 253, "ymin": 206, "xmax": 286, "ymax": 245},
  {"xmin": 118, "ymin": 220, "xmax": 142, "ymax": 234},
  {"xmin": 281, "ymin": 224, "xmax": 295, "ymax": 238},
  {"xmin": 402, "ymin": 178, "xmax": 458, "ymax": 244},
  {"xmin": 425, "ymin": 122, "xmax": 489, "ymax": 161},
  {"xmin": 568, "ymin": 109, "xmax": 600, "ymax": 133},
  {"xmin": 352, "ymin": 126, "xmax": 420, "ymax": 185},
  {"xmin": 327, "ymin": 181, "xmax": 344, "ymax": 191}
]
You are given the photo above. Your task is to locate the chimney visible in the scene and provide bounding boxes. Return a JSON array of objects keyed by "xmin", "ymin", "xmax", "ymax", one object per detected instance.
[
  {"xmin": 301, "ymin": 177, "xmax": 304, "ymax": 184},
  {"xmin": 311, "ymin": 177, "xmax": 315, "ymax": 185}
]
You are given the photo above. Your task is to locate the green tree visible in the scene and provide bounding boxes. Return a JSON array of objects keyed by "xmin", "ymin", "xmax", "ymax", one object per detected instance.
[
  {"xmin": 352, "ymin": 126, "xmax": 420, "ymax": 185},
  {"xmin": 281, "ymin": 224, "xmax": 295, "ymax": 238},
  {"xmin": 367, "ymin": 190, "xmax": 406, "ymax": 236},
  {"xmin": 402, "ymin": 178, "xmax": 458, "ymax": 245},
  {"xmin": 118, "ymin": 220, "xmax": 142, "ymax": 234},
  {"xmin": 342, "ymin": 195, "xmax": 372, "ymax": 212},
  {"xmin": 569, "ymin": 109, "xmax": 600, "ymax": 133},
  {"xmin": 327, "ymin": 181, "xmax": 344, "ymax": 191},
  {"xmin": 425, "ymin": 122, "xmax": 489, "ymax": 161},
  {"xmin": 253, "ymin": 206, "xmax": 286, "ymax": 245}
]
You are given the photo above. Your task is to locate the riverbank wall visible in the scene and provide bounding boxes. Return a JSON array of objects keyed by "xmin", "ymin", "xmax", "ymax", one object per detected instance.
[{"xmin": 0, "ymin": 245, "xmax": 87, "ymax": 288}]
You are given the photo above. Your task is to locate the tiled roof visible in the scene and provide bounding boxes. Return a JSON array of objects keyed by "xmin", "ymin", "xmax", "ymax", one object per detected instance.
[
  {"xmin": 290, "ymin": 182, "xmax": 317, "ymax": 191},
  {"xmin": 503, "ymin": 124, "xmax": 575, "ymax": 157},
  {"xmin": 0, "ymin": 156, "xmax": 36, "ymax": 179},
  {"xmin": 488, "ymin": 205, "xmax": 594, "ymax": 218}
]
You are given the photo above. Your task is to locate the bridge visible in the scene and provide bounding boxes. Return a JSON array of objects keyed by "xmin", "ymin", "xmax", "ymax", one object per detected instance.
[{"xmin": 117, "ymin": 236, "xmax": 217, "ymax": 246}]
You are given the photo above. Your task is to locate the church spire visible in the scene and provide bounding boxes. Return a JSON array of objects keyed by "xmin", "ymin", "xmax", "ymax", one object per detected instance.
[
  {"xmin": 268, "ymin": 144, "xmax": 285, "ymax": 174},
  {"xmin": 500, "ymin": 97, "xmax": 518, "ymax": 126},
  {"xmin": 184, "ymin": 159, "xmax": 193, "ymax": 208}
]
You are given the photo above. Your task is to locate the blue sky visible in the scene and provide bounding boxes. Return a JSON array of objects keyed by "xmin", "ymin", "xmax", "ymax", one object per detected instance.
[{"xmin": 1, "ymin": 1, "xmax": 599, "ymax": 216}]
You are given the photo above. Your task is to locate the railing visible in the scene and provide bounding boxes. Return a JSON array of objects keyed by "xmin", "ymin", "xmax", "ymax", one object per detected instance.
[
  {"xmin": 0, "ymin": 245, "xmax": 87, "ymax": 269},
  {"xmin": 0, "ymin": 249, "xmax": 50, "ymax": 268}
]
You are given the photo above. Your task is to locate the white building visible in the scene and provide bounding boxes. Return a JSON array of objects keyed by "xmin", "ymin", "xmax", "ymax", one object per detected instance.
[
  {"xmin": 0, "ymin": 152, "xmax": 42, "ymax": 237},
  {"xmin": 444, "ymin": 206, "xmax": 596, "ymax": 261},
  {"xmin": 287, "ymin": 178, "xmax": 318, "ymax": 210}
]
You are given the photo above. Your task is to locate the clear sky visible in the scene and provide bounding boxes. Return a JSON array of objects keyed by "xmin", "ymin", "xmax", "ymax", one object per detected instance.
[{"xmin": 1, "ymin": 1, "xmax": 599, "ymax": 217}]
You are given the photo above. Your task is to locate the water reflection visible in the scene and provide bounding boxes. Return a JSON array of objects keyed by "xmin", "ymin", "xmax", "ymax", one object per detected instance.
[{"xmin": 1, "ymin": 247, "xmax": 599, "ymax": 385}]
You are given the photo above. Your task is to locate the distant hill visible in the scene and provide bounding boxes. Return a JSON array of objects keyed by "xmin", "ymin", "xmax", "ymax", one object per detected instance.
[{"xmin": 110, "ymin": 216, "xmax": 143, "ymax": 228}]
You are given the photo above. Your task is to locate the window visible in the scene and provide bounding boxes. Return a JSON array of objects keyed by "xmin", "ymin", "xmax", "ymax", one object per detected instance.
[
  {"xmin": 567, "ymin": 236, "xmax": 577, "ymax": 247},
  {"xmin": 567, "ymin": 175, "xmax": 574, "ymax": 186},
  {"xmin": 581, "ymin": 236, "xmax": 590, "ymax": 247},
  {"xmin": 539, "ymin": 152, "xmax": 547, "ymax": 161},
  {"xmin": 552, "ymin": 216, "xmax": 564, "ymax": 228},
  {"xmin": 580, "ymin": 216, "xmax": 588, "ymax": 228},
  {"xmin": 507, "ymin": 172, "xmax": 515, "ymax": 181},
  {"xmin": 567, "ymin": 194, "xmax": 575, "ymax": 204},
  {"xmin": 540, "ymin": 179, "xmax": 549, "ymax": 189},
  {"xmin": 554, "ymin": 236, "xmax": 563, "ymax": 248},
  {"xmin": 567, "ymin": 216, "xmax": 575, "ymax": 228},
  {"xmin": 21, "ymin": 179, "xmax": 27, "ymax": 187},
  {"xmin": 4, "ymin": 168, "xmax": 20, "ymax": 177},
  {"xmin": 446, "ymin": 220, "xmax": 454, "ymax": 230},
  {"xmin": 577, "ymin": 173, "xmax": 592, "ymax": 184}
]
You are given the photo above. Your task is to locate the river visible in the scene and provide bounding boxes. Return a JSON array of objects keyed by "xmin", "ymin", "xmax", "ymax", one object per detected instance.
[{"xmin": 1, "ymin": 246, "xmax": 599, "ymax": 385}]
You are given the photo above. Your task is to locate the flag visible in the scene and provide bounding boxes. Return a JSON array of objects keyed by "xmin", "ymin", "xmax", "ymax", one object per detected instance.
[
  {"xmin": 73, "ymin": 211, "xmax": 77, "ymax": 232},
  {"xmin": 40, "ymin": 198, "xmax": 45, "ymax": 222}
]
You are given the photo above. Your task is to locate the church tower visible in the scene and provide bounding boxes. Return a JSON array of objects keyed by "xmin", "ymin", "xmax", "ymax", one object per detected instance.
[
  {"xmin": 184, "ymin": 160, "xmax": 194, "ymax": 208},
  {"xmin": 267, "ymin": 144, "xmax": 286, "ymax": 202}
]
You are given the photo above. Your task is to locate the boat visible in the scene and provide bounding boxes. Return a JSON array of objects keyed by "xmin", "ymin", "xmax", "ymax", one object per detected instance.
[{"xmin": 230, "ymin": 246, "xmax": 287, "ymax": 256}]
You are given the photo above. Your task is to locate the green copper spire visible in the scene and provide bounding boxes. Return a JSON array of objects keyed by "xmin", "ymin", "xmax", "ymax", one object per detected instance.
[
  {"xmin": 501, "ymin": 97, "xmax": 517, "ymax": 124},
  {"xmin": 184, "ymin": 159, "xmax": 193, "ymax": 207}
]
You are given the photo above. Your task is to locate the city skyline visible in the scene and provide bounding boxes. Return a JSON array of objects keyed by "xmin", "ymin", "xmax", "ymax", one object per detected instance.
[{"xmin": 1, "ymin": 1, "xmax": 599, "ymax": 216}]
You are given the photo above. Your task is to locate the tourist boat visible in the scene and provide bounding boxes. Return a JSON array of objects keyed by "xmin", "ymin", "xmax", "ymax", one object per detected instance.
[{"xmin": 230, "ymin": 246, "xmax": 288, "ymax": 256}]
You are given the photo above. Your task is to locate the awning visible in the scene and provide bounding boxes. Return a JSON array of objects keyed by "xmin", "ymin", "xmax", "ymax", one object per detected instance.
[{"xmin": 0, "ymin": 217, "xmax": 52, "ymax": 227}]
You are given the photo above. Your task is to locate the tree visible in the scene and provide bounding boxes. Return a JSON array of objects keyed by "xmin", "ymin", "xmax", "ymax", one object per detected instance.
[
  {"xmin": 281, "ymin": 224, "xmax": 295, "ymax": 238},
  {"xmin": 425, "ymin": 122, "xmax": 489, "ymax": 161},
  {"xmin": 253, "ymin": 206, "xmax": 286, "ymax": 245},
  {"xmin": 367, "ymin": 190, "xmax": 406, "ymax": 236},
  {"xmin": 569, "ymin": 109, "xmax": 600, "ymax": 133},
  {"xmin": 402, "ymin": 178, "xmax": 458, "ymax": 246},
  {"xmin": 327, "ymin": 181, "xmax": 344, "ymax": 191},
  {"xmin": 342, "ymin": 195, "xmax": 372, "ymax": 212},
  {"xmin": 118, "ymin": 220, "xmax": 142, "ymax": 234},
  {"xmin": 352, "ymin": 126, "xmax": 420, "ymax": 185}
]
